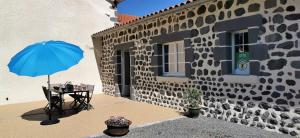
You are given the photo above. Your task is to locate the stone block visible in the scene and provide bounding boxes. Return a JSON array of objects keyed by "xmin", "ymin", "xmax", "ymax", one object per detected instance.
[
  {"xmin": 213, "ymin": 47, "xmax": 232, "ymax": 61},
  {"xmin": 250, "ymin": 61, "xmax": 260, "ymax": 76},
  {"xmin": 295, "ymin": 71, "xmax": 300, "ymax": 79},
  {"xmin": 217, "ymin": 32, "xmax": 232, "ymax": 46},
  {"xmin": 248, "ymin": 28, "xmax": 260, "ymax": 44},
  {"xmin": 185, "ymin": 63, "xmax": 192, "ymax": 78},
  {"xmin": 150, "ymin": 30, "xmax": 192, "ymax": 44},
  {"xmin": 185, "ymin": 48, "xmax": 194, "ymax": 62},
  {"xmin": 215, "ymin": 14, "xmax": 263, "ymax": 32},
  {"xmin": 221, "ymin": 61, "xmax": 232, "ymax": 75}
]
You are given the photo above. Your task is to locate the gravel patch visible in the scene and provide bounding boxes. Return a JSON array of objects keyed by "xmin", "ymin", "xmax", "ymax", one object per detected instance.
[{"xmin": 94, "ymin": 116, "xmax": 293, "ymax": 138}]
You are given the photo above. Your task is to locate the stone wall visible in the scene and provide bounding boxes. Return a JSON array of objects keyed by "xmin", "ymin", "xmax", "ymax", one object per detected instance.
[{"xmin": 93, "ymin": 0, "xmax": 300, "ymax": 136}]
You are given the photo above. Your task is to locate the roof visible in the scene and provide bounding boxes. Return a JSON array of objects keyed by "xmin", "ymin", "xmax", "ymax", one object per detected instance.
[
  {"xmin": 93, "ymin": 0, "xmax": 199, "ymax": 36},
  {"xmin": 117, "ymin": 13, "xmax": 140, "ymax": 25}
]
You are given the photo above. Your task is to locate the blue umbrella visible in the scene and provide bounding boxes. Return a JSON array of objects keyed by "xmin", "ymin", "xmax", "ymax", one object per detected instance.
[
  {"xmin": 8, "ymin": 40, "xmax": 83, "ymax": 76},
  {"xmin": 8, "ymin": 40, "xmax": 84, "ymax": 125}
]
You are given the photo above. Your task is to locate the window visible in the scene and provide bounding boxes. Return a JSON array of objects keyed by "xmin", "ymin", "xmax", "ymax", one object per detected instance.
[
  {"xmin": 162, "ymin": 41, "xmax": 185, "ymax": 76},
  {"xmin": 232, "ymin": 30, "xmax": 250, "ymax": 75}
]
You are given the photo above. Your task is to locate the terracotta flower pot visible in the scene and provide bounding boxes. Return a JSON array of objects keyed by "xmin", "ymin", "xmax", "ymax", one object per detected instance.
[
  {"xmin": 106, "ymin": 125, "xmax": 130, "ymax": 136},
  {"xmin": 104, "ymin": 116, "xmax": 132, "ymax": 136},
  {"xmin": 188, "ymin": 108, "xmax": 200, "ymax": 118}
]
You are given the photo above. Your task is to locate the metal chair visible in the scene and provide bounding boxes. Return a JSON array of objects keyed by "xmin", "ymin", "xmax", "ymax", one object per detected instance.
[
  {"xmin": 42, "ymin": 86, "xmax": 61, "ymax": 112},
  {"xmin": 85, "ymin": 85, "xmax": 95, "ymax": 109},
  {"xmin": 69, "ymin": 84, "xmax": 94, "ymax": 110}
]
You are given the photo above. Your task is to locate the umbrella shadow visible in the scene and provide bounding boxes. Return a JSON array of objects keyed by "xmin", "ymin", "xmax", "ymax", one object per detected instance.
[{"xmin": 21, "ymin": 102, "xmax": 80, "ymax": 121}]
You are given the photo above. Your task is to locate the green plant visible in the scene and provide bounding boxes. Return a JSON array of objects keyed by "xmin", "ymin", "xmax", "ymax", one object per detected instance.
[{"xmin": 186, "ymin": 89, "xmax": 202, "ymax": 109}]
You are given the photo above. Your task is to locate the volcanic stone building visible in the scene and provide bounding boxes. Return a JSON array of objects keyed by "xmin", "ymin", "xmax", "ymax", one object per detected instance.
[{"xmin": 92, "ymin": 0, "xmax": 300, "ymax": 136}]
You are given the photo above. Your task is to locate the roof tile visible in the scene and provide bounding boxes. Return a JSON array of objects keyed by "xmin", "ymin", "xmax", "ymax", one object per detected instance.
[{"xmin": 117, "ymin": 13, "xmax": 140, "ymax": 24}]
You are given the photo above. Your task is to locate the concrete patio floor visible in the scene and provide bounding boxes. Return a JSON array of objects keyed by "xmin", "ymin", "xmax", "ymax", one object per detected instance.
[{"xmin": 0, "ymin": 94, "xmax": 180, "ymax": 138}]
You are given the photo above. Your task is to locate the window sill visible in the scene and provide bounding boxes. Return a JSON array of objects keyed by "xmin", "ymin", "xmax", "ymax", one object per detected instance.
[
  {"xmin": 223, "ymin": 75, "xmax": 258, "ymax": 84},
  {"xmin": 156, "ymin": 76, "xmax": 188, "ymax": 83}
]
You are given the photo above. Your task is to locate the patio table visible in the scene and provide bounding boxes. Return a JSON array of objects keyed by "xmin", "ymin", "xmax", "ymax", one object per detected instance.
[{"xmin": 51, "ymin": 85, "xmax": 91, "ymax": 112}]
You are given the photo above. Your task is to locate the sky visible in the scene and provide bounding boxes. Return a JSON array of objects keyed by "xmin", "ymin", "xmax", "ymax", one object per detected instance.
[{"xmin": 117, "ymin": 0, "xmax": 186, "ymax": 16}]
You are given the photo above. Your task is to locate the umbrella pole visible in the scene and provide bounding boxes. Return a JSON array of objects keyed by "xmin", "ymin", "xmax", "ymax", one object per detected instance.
[
  {"xmin": 40, "ymin": 75, "xmax": 60, "ymax": 125},
  {"xmin": 47, "ymin": 75, "xmax": 52, "ymax": 120}
]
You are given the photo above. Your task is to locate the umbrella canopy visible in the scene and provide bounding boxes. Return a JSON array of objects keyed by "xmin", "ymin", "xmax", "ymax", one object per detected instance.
[{"xmin": 8, "ymin": 40, "xmax": 83, "ymax": 77}]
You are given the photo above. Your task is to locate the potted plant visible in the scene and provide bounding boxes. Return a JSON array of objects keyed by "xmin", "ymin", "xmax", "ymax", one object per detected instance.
[
  {"xmin": 104, "ymin": 116, "xmax": 132, "ymax": 136},
  {"xmin": 185, "ymin": 89, "xmax": 202, "ymax": 118}
]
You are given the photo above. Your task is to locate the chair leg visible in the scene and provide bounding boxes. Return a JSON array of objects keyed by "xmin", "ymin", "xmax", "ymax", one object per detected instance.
[
  {"xmin": 80, "ymin": 97, "xmax": 92, "ymax": 110},
  {"xmin": 71, "ymin": 100, "xmax": 78, "ymax": 109},
  {"xmin": 49, "ymin": 101, "xmax": 61, "ymax": 112},
  {"xmin": 54, "ymin": 101, "xmax": 64, "ymax": 114},
  {"xmin": 69, "ymin": 100, "xmax": 75, "ymax": 109},
  {"xmin": 50, "ymin": 103, "xmax": 56, "ymax": 111},
  {"xmin": 70, "ymin": 97, "xmax": 81, "ymax": 110},
  {"xmin": 44, "ymin": 103, "xmax": 48, "ymax": 110},
  {"xmin": 83, "ymin": 97, "xmax": 93, "ymax": 110},
  {"xmin": 76, "ymin": 98, "xmax": 86, "ymax": 111},
  {"xmin": 86, "ymin": 98, "xmax": 93, "ymax": 110},
  {"xmin": 88, "ymin": 104, "xmax": 94, "ymax": 109},
  {"xmin": 44, "ymin": 103, "xmax": 49, "ymax": 112}
]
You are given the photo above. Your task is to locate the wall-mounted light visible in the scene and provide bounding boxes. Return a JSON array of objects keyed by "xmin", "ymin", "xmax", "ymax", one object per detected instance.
[{"xmin": 105, "ymin": 0, "xmax": 124, "ymax": 9}]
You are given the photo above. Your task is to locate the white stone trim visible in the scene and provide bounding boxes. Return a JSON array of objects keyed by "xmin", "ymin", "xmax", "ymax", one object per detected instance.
[
  {"xmin": 156, "ymin": 76, "xmax": 188, "ymax": 83},
  {"xmin": 223, "ymin": 75, "xmax": 259, "ymax": 84}
]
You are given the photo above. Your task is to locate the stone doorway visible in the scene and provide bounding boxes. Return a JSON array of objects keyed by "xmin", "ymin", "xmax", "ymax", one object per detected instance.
[
  {"xmin": 114, "ymin": 42, "xmax": 134, "ymax": 99},
  {"xmin": 121, "ymin": 51, "xmax": 131, "ymax": 98}
]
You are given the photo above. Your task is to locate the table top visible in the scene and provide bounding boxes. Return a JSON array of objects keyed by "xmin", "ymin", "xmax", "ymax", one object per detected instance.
[
  {"xmin": 51, "ymin": 85, "xmax": 90, "ymax": 94},
  {"xmin": 52, "ymin": 89, "xmax": 89, "ymax": 94}
]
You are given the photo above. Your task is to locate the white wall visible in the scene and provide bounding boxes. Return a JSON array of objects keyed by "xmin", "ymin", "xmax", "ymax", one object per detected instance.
[{"xmin": 0, "ymin": 0, "xmax": 115, "ymax": 105}]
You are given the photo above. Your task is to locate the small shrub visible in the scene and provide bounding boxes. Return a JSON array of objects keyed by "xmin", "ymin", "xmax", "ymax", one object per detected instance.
[{"xmin": 186, "ymin": 89, "xmax": 202, "ymax": 109}]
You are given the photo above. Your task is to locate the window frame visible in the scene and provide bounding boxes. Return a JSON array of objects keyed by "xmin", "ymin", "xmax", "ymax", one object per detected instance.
[
  {"xmin": 231, "ymin": 29, "xmax": 250, "ymax": 76},
  {"xmin": 162, "ymin": 41, "xmax": 185, "ymax": 77}
]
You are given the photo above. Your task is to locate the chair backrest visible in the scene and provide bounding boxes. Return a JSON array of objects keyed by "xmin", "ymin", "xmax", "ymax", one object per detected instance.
[
  {"xmin": 80, "ymin": 83, "xmax": 87, "ymax": 90},
  {"xmin": 65, "ymin": 84, "xmax": 74, "ymax": 92},
  {"xmin": 42, "ymin": 86, "xmax": 49, "ymax": 101},
  {"xmin": 50, "ymin": 83, "xmax": 62, "ymax": 90},
  {"xmin": 87, "ymin": 85, "xmax": 95, "ymax": 100}
]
